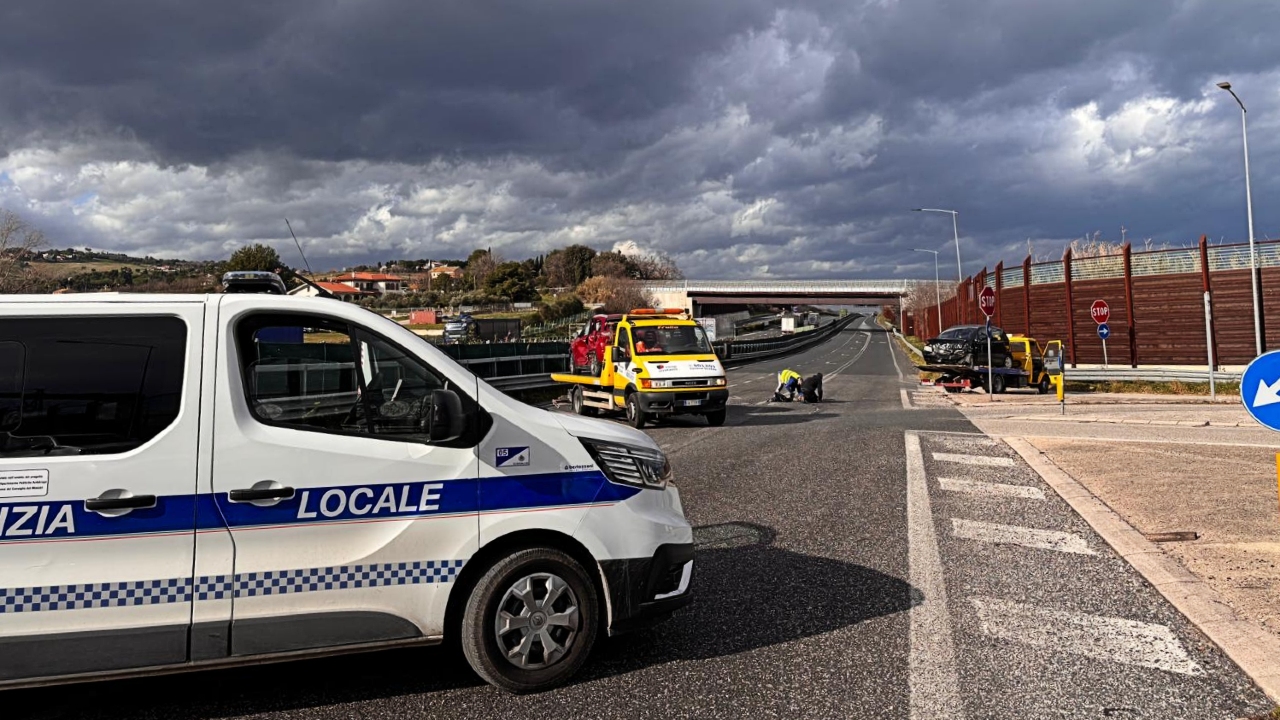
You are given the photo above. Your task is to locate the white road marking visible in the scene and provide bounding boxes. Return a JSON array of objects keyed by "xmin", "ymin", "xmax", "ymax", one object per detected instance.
[
  {"xmin": 928, "ymin": 433, "xmax": 1001, "ymax": 448},
  {"xmin": 905, "ymin": 432, "xmax": 965, "ymax": 720},
  {"xmin": 970, "ymin": 597, "xmax": 1204, "ymax": 676},
  {"xmin": 952, "ymin": 518, "xmax": 1096, "ymax": 555},
  {"xmin": 888, "ymin": 333, "xmax": 907, "ymax": 381},
  {"xmin": 938, "ymin": 478, "xmax": 1045, "ymax": 500},
  {"xmin": 828, "ymin": 332, "xmax": 872, "ymax": 378},
  {"xmin": 932, "ymin": 452, "xmax": 1015, "ymax": 467},
  {"xmin": 901, "ymin": 388, "xmax": 912, "ymax": 409}
]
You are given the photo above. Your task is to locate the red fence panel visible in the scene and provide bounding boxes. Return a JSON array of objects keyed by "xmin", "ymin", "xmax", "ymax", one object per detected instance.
[{"xmin": 1070, "ymin": 278, "xmax": 1130, "ymax": 365}]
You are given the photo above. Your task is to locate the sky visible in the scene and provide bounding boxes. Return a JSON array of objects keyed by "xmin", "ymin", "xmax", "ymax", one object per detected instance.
[{"xmin": 2, "ymin": 0, "xmax": 1280, "ymax": 280}]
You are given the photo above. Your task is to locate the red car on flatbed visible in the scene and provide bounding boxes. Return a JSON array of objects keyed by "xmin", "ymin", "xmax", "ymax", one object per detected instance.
[{"xmin": 570, "ymin": 313, "xmax": 621, "ymax": 376}]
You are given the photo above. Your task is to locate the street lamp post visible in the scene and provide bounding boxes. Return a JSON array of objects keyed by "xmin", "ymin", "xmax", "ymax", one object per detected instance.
[
  {"xmin": 914, "ymin": 248, "xmax": 943, "ymax": 335},
  {"xmin": 1217, "ymin": 81, "xmax": 1263, "ymax": 355},
  {"xmin": 913, "ymin": 208, "xmax": 963, "ymax": 282}
]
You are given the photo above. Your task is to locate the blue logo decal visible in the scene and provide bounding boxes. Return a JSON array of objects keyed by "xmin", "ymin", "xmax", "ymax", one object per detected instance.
[{"xmin": 496, "ymin": 446, "xmax": 531, "ymax": 467}]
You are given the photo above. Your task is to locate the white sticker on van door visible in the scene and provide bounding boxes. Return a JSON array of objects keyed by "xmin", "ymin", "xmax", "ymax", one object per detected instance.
[{"xmin": 0, "ymin": 469, "xmax": 50, "ymax": 498}]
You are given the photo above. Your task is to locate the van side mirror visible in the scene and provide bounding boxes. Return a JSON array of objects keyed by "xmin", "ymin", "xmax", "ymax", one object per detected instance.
[
  {"xmin": 427, "ymin": 389, "xmax": 466, "ymax": 443},
  {"xmin": 611, "ymin": 345, "xmax": 630, "ymax": 363}
]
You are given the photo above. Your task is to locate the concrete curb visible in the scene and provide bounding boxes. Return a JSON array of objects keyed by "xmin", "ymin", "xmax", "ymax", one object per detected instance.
[{"xmin": 1004, "ymin": 436, "xmax": 1280, "ymax": 704}]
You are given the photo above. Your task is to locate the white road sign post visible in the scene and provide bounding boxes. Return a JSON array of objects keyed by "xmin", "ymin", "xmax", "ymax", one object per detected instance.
[{"xmin": 979, "ymin": 287, "xmax": 996, "ymax": 401}]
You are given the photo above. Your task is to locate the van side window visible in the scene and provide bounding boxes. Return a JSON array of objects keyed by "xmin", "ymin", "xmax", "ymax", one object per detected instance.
[
  {"xmin": 0, "ymin": 316, "xmax": 187, "ymax": 457},
  {"xmin": 236, "ymin": 314, "xmax": 464, "ymax": 444}
]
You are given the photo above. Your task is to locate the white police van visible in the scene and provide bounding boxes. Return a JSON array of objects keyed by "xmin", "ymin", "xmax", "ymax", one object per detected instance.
[{"xmin": 0, "ymin": 290, "xmax": 693, "ymax": 693}]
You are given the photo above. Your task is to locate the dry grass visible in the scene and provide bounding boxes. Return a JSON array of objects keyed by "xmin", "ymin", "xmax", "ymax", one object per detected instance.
[
  {"xmin": 1064, "ymin": 380, "xmax": 1241, "ymax": 396},
  {"xmin": 27, "ymin": 261, "xmax": 150, "ymax": 279}
]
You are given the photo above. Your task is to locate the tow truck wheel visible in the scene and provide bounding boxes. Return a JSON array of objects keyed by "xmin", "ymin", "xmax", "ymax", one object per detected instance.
[
  {"xmin": 625, "ymin": 392, "xmax": 647, "ymax": 429},
  {"xmin": 985, "ymin": 374, "xmax": 1005, "ymax": 394},
  {"xmin": 1038, "ymin": 377, "xmax": 1050, "ymax": 394},
  {"xmin": 570, "ymin": 387, "xmax": 598, "ymax": 417},
  {"xmin": 461, "ymin": 547, "xmax": 598, "ymax": 694},
  {"xmin": 705, "ymin": 409, "xmax": 727, "ymax": 426},
  {"xmin": 588, "ymin": 353, "xmax": 601, "ymax": 377}
]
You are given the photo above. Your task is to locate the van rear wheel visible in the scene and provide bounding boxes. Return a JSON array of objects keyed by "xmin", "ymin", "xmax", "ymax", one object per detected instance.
[{"xmin": 461, "ymin": 547, "xmax": 598, "ymax": 694}]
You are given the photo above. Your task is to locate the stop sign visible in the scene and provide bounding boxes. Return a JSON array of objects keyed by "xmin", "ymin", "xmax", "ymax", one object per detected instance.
[
  {"xmin": 1091, "ymin": 300, "xmax": 1111, "ymax": 325},
  {"xmin": 978, "ymin": 286, "xmax": 996, "ymax": 317}
]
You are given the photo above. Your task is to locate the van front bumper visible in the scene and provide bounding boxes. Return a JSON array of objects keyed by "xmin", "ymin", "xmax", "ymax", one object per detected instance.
[
  {"xmin": 599, "ymin": 542, "xmax": 694, "ymax": 635},
  {"xmin": 635, "ymin": 389, "xmax": 729, "ymax": 415}
]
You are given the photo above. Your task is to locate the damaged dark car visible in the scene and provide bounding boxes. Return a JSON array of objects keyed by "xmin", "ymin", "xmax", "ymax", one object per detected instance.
[{"xmin": 922, "ymin": 325, "xmax": 1014, "ymax": 368}]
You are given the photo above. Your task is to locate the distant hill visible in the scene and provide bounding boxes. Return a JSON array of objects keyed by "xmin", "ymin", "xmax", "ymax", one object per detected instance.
[{"xmin": 21, "ymin": 249, "xmax": 221, "ymax": 292}]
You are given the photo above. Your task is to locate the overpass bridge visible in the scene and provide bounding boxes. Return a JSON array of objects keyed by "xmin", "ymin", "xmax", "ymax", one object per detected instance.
[{"xmin": 643, "ymin": 279, "xmax": 915, "ymax": 314}]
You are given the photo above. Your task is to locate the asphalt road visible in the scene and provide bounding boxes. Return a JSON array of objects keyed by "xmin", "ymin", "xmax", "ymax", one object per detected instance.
[{"xmin": 15, "ymin": 317, "xmax": 1275, "ymax": 719}]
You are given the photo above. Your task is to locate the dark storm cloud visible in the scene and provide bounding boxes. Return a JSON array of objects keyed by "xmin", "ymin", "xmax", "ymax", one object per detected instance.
[
  {"xmin": 3, "ymin": 0, "xmax": 1280, "ymax": 279},
  {"xmin": 0, "ymin": 0, "xmax": 783, "ymax": 163}
]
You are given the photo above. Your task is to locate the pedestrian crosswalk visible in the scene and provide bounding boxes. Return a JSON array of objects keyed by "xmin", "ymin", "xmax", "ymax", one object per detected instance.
[
  {"xmin": 903, "ymin": 387, "xmax": 954, "ymax": 409},
  {"xmin": 906, "ymin": 430, "xmax": 1207, "ymax": 717}
]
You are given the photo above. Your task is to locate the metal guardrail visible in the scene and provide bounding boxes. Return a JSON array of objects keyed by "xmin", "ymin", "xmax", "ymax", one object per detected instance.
[
  {"xmin": 1063, "ymin": 368, "xmax": 1241, "ymax": 383},
  {"xmin": 458, "ymin": 315, "xmax": 864, "ymax": 392}
]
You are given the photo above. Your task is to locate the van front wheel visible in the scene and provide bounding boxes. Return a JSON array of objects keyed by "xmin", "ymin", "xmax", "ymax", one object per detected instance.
[{"xmin": 461, "ymin": 547, "xmax": 599, "ymax": 694}]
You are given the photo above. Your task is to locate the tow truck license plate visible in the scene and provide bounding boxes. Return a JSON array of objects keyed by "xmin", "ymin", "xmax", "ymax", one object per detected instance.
[{"xmin": 679, "ymin": 399, "xmax": 703, "ymax": 406}]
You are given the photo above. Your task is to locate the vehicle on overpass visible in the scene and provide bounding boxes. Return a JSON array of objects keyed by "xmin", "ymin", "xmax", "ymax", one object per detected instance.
[
  {"xmin": 552, "ymin": 308, "xmax": 729, "ymax": 428},
  {"xmin": 0, "ymin": 290, "xmax": 693, "ymax": 694},
  {"xmin": 570, "ymin": 313, "xmax": 622, "ymax": 376}
]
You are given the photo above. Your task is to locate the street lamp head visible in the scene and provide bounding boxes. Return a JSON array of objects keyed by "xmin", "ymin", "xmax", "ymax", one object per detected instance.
[
  {"xmin": 1217, "ymin": 81, "xmax": 1232, "ymax": 90},
  {"xmin": 912, "ymin": 248, "xmax": 937, "ymax": 254}
]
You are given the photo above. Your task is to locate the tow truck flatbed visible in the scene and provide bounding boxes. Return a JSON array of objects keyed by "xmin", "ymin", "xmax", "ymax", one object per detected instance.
[
  {"xmin": 918, "ymin": 364, "xmax": 1028, "ymax": 393},
  {"xmin": 549, "ymin": 372, "xmax": 610, "ymax": 387}
]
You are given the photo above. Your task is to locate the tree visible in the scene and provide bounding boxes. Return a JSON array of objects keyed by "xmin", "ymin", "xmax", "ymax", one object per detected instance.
[
  {"xmin": 545, "ymin": 244, "xmax": 597, "ymax": 287},
  {"xmin": 225, "ymin": 244, "xmax": 285, "ymax": 273},
  {"xmin": 590, "ymin": 251, "xmax": 639, "ymax": 279},
  {"xmin": 466, "ymin": 248, "xmax": 502, "ymax": 289},
  {"xmin": 485, "ymin": 261, "xmax": 537, "ymax": 302},
  {"xmin": 577, "ymin": 276, "xmax": 653, "ymax": 313},
  {"xmin": 0, "ymin": 210, "xmax": 47, "ymax": 293},
  {"xmin": 632, "ymin": 249, "xmax": 684, "ymax": 280}
]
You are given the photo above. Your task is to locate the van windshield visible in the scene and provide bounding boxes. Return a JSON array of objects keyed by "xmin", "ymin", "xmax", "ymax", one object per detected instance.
[{"xmin": 633, "ymin": 325, "xmax": 712, "ymax": 355}]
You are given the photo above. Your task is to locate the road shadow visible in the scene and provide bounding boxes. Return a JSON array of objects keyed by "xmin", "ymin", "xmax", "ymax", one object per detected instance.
[
  {"xmin": 736, "ymin": 411, "xmax": 839, "ymax": 426},
  {"xmin": 581, "ymin": 522, "xmax": 914, "ymax": 679},
  {"xmin": 18, "ymin": 523, "xmax": 915, "ymax": 719}
]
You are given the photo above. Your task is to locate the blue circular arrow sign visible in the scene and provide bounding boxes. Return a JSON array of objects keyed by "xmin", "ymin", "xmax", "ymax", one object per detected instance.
[
  {"xmin": 1097, "ymin": 323, "xmax": 1110, "ymax": 340},
  {"xmin": 1241, "ymin": 349, "xmax": 1280, "ymax": 432}
]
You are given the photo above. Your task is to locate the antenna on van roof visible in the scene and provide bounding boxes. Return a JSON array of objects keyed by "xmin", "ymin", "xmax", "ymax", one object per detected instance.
[
  {"xmin": 285, "ymin": 218, "xmax": 313, "ymax": 276},
  {"xmin": 284, "ymin": 219, "xmax": 336, "ymax": 299}
]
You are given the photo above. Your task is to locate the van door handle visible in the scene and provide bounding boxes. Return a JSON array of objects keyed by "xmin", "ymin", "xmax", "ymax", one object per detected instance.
[
  {"xmin": 228, "ymin": 482, "xmax": 295, "ymax": 503},
  {"xmin": 85, "ymin": 492, "xmax": 157, "ymax": 512}
]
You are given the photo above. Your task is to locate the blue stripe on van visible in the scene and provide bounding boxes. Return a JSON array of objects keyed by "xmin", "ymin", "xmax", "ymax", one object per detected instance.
[{"xmin": 0, "ymin": 471, "xmax": 640, "ymax": 543}]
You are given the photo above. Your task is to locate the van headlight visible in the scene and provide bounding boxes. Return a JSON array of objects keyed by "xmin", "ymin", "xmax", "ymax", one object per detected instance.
[
  {"xmin": 711, "ymin": 377, "xmax": 727, "ymax": 386},
  {"xmin": 579, "ymin": 438, "xmax": 671, "ymax": 490}
]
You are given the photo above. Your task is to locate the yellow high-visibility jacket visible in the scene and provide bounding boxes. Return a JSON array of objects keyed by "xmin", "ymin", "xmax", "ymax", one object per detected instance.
[{"xmin": 777, "ymin": 369, "xmax": 802, "ymax": 386}]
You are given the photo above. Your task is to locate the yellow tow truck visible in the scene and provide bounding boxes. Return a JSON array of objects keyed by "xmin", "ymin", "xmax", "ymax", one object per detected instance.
[{"xmin": 552, "ymin": 309, "xmax": 729, "ymax": 428}]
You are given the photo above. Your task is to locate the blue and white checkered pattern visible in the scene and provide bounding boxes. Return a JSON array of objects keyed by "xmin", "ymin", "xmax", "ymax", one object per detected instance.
[
  {"xmin": 233, "ymin": 560, "xmax": 466, "ymax": 598},
  {"xmin": 0, "ymin": 560, "xmax": 464, "ymax": 614},
  {"xmin": 0, "ymin": 578, "xmax": 192, "ymax": 614}
]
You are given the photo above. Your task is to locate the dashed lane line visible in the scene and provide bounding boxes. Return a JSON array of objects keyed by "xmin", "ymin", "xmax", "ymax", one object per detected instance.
[
  {"xmin": 827, "ymin": 332, "xmax": 872, "ymax": 379},
  {"xmin": 970, "ymin": 597, "xmax": 1204, "ymax": 677},
  {"xmin": 951, "ymin": 518, "xmax": 1096, "ymax": 555},
  {"xmin": 932, "ymin": 452, "xmax": 1015, "ymax": 467},
  {"xmin": 938, "ymin": 478, "xmax": 1045, "ymax": 500},
  {"xmin": 905, "ymin": 432, "xmax": 965, "ymax": 720}
]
